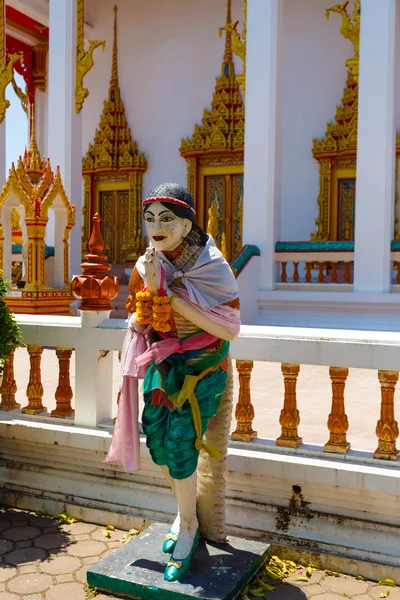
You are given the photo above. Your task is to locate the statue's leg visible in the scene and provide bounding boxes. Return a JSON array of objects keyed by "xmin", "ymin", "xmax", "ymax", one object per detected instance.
[
  {"xmin": 161, "ymin": 465, "xmax": 180, "ymax": 533},
  {"xmin": 197, "ymin": 356, "xmax": 233, "ymax": 542},
  {"xmin": 169, "ymin": 471, "xmax": 198, "ymax": 559}
]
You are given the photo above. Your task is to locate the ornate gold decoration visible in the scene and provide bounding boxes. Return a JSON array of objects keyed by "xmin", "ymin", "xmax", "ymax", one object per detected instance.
[
  {"xmin": 324, "ymin": 366, "xmax": 350, "ymax": 454},
  {"xmin": 220, "ymin": 0, "xmax": 246, "ymax": 93},
  {"xmin": 180, "ymin": 0, "xmax": 244, "ymax": 260},
  {"xmin": 374, "ymin": 370, "xmax": 399, "ymax": 460},
  {"xmin": 51, "ymin": 348, "xmax": 74, "ymax": 417},
  {"xmin": 11, "ymin": 208, "xmax": 23, "ymax": 245},
  {"xmin": 0, "ymin": 0, "xmax": 23, "ymax": 123},
  {"xmin": 82, "ymin": 6, "xmax": 147, "ymax": 264},
  {"xmin": 22, "ymin": 345, "xmax": 46, "ymax": 414},
  {"xmin": 311, "ymin": 1, "xmax": 400, "ymax": 240},
  {"xmin": 11, "ymin": 75, "xmax": 28, "ymax": 115},
  {"xmin": 75, "ymin": 0, "xmax": 106, "ymax": 113},
  {"xmin": 325, "ymin": 1, "xmax": 360, "ymax": 81},
  {"xmin": 276, "ymin": 364, "xmax": 302, "ymax": 448},
  {"xmin": 206, "ymin": 197, "xmax": 219, "ymax": 241},
  {"xmin": 32, "ymin": 43, "xmax": 48, "ymax": 92},
  {"xmin": 72, "ymin": 212, "xmax": 119, "ymax": 311},
  {"xmin": 231, "ymin": 359, "xmax": 257, "ymax": 441},
  {"xmin": 0, "ymin": 349, "xmax": 20, "ymax": 411},
  {"xmin": 0, "ymin": 109, "xmax": 76, "ymax": 314}
]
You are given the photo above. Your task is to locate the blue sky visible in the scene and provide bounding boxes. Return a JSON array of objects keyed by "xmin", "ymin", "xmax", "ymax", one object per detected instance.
[{"xmin": 6, "ymin": 72, "xmax": 28, "ymax": 174}]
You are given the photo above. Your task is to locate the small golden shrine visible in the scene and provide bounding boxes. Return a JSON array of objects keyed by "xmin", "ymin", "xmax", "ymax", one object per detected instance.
[
  {"xmin": 82, "ymin": 6, "xmax": 147, "ymax": 266},
  {"xmin": 311, "ymin": 0, "xmax": 400, "ymax": 242},
  {"xmin": 0, "ymin": 114, "xmax": 75, "ymax": 314},
  {"xmin": 180, "ymin": 0, "xmax": 245, "ymax": 262}
]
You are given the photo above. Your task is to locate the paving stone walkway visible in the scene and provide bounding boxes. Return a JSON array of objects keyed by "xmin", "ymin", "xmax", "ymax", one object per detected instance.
[{"xmin": 0, "ymin": 505, "xmax": 398, "ymax": 600}]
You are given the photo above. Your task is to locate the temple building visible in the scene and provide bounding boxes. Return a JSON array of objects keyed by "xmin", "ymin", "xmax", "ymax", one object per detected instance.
[{"xmin": 0, "ymin": 0, "xmax": 399, "ymax": 329}]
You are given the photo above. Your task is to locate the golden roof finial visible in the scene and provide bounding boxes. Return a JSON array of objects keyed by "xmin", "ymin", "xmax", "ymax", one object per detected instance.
[
  {"xmin": 24, "ymin": 103, "xmax": 42, "ymax": 175},
  {"xmin": 223, "ymin": 0, "xmax": 233, "ymax": 63},
  {"xmin": 29, "ymin": 104, "xmax": 38, "ymax": 149},
  {"xmin": 110, "ymin": 5, "xmax": 119, "ymax": 88}
]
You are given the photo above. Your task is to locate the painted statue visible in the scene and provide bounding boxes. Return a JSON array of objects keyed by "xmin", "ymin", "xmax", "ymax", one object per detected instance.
[{"xmin": 106, "ymin": 183, "xmax": 240, "ymax": 582}]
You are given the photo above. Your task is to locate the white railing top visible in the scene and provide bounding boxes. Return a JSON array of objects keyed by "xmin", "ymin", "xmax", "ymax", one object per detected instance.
[{"xmin": 15, "ymin": 314, "xmax": 400, "ymax": 371}]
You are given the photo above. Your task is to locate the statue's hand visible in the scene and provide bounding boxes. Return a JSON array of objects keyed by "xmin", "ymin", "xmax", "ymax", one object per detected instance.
[{"xmin": 144, "ymin": 248, "xmax": 162, "ymax": 294}]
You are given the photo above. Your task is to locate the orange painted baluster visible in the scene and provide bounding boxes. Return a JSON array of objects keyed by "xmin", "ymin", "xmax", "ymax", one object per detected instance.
[
  {"xmin": 280, "ymin": 262, "xmax": 287, "ymax": 283},
  {"xmin": 305, "ymin": 262, "xmax": 312, "ymax": 283},
  {"xmin": 374, "ymin": 370, "xmax": 399, "ymax": 460},
  {"xmin": 344, "ymin": 262, "xmax": 351, "ymax": 283},
  {"xmin": 0, "ymin": 350, "xmax": 20, "ymax": 411},
  {"xmin": 232, "ymin": 360, "xmax": 257, "ymax": 441},
  {"xmin": 331, "ymin": 262, "xmax": 338, "ymax": 283},
  {"xmin": 51, "ymin": 348, "xmax": 74, "ymax": 417},
  {"xmin": 22, "ymin": 345, "xmax": 47, "ymax": 414},
  {"xmin": 318, "ymin": 262, "xmax": 325, "ymax": 283},
  {"xmin": 276, "ymin": 364, "xmax": 302, "ymax": 447},
  {"xmin": 324, "ymin": 367, "xmax": 350, "ymax": 454},
  {"xmin": 293, "ymin": 262, "xmax": 299, "ymax": 283}
]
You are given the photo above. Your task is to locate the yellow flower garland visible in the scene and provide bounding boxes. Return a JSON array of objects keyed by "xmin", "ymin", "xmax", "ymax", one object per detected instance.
[
  {"xmin": 135, "ymin": 289, "xmax": 153, "ymax": 324},
  {"xmin": 153, "ymin": 294, "xmax": 171, "ymax": 332},
  {"xmin": 135, "ymin": 289, "xmax": 172, "ymax": 332}
]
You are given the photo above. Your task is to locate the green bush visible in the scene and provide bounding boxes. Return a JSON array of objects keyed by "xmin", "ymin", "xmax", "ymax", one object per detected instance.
[{"xmin": 0, "ymin": 272, "xmax": 24, "ymax": 374}]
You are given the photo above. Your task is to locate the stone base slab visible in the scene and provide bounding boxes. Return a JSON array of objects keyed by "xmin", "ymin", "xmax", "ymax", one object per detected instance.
[{"xmin": 87, "ymin": 522, "xmax": 270, "ymax": 600}]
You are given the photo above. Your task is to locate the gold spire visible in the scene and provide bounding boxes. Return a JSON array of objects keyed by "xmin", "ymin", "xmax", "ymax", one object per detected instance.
[
  {"xmin": 180, "ymin": 0, "xmax": 244, "ymax": 157},
  {"xmin": 110, "ymin": 5, "xmax": 119, "ymax": 89},
  {"xmin": 223, "ymin": 0, "xmax": 233, "ymax": 63},
  {"xmin": 24, "ymin": 104, "xmax": 43, "ymax": 176}
]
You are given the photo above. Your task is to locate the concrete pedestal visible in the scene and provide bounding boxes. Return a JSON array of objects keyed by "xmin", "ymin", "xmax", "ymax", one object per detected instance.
[{"xmin": 87, "ymin": 522, "xmax": 270, "ymax": 600}]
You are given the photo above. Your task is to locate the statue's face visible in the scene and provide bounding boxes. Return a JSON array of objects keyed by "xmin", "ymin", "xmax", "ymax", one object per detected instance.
[{"xmin": 144, "ymin": 201, "xmax": 192, "ymax": 252}]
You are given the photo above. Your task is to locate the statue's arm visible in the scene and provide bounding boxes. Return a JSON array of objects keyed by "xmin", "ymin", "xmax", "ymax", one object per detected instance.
[{"xmin": 170, "ymin": 295, "xmax": 239, "ymax": 342}]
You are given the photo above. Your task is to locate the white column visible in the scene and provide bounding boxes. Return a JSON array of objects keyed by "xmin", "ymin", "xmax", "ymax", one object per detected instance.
[
  {"xmin": 74, "ymin": 312, "xmax": 113, "ymax": 427},
  {"xmin": 47, "ymin": 0, "xmax": 82, "ymax": 280},
  {"xmin": 353, "ymin": 0, "xmax": 397, "ymax": 293},
  {"xmin": 242, "ymin": 0, "xmax": 282, "ymax": 290}
]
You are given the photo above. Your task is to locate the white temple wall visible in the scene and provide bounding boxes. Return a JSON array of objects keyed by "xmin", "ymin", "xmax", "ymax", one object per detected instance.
[
  {"xmin": 280, "ymin": 0, "xmax": 355, "ymax": 242},
  {"xmin": 82, "ymin": 0, "xmax": 244, "ymax": 197},
  {"xmin": 81, "ymin": 0, "xmax": 400, "ymax": 247}
]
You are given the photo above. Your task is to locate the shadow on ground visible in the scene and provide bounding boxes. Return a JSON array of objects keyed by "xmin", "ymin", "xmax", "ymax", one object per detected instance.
[{"xmin": 0, "ymin": 505, "xmax": 72, "ymax": 568}]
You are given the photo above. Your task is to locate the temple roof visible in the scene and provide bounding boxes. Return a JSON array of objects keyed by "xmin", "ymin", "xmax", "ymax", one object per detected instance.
[
  {"xmin": 0, "ymin": 110, "xmax": 75, "ymax": 224},
  {"xmin": 82, "ymin": 6, "xmax": 146, "ymax": 174},
  {"xmin": 180, "ymin": 0, "xmax": 244, "ymax": 157}
]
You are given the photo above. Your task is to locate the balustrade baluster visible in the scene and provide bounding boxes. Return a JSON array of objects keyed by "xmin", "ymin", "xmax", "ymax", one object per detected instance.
[
  {"xmin": 276, "ymin": 363, "xmax": 302, "ymax": 447},
  {"xmin": 231, "ymin": 360, "xmax": 257, "ymax": 441},
  {"xmin": 331, "ymin": 262, "xmax": 338, "ymax": 283},
  {"xmin": 305, "ymin": 262, "xmax": 312, "ymax": 283},
  {"xmin": 324, "ymin": 367, "xmax": 350, "ymax": 454},
  {"xmin": 22, "ymin": 345, "xmax": 47, "ymax": 414},
  {"xmin": 293, "ymin": 262, "xmax": 299, "ymax": 283},
  {"xmin": 344, "ymin": 262, "xmax": 351, "ymax": 283},
  {"xmin": 374, "ymin": 370, "xmax": 399, "ymax": 460},
  {"xmin": 396, "ymin": 262, "xmax": 400, "ymax": 284},
  {"xmin": 280, "ymin": 262, "xmax": 287, "ymax": 283},
  {"xmin": 51, "ymin": 348, "xmax": 74, "ymax": 417},
  {"xmin": 0, "ymin": 349, "xmax": 20, "ymax": 411},
  {"xmin": 318, "ymin": 262, "xmax": 325, "ymax": 283}
]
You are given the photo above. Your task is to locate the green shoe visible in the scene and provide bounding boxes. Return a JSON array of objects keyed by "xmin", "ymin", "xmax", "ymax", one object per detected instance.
[
  {"xmin": 164, "ymin": 530, "xmax": 200, "ymax": 582},
  {"xmin": 162, "ymin": 529, "xmax": 179, "ymax": 554}
]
